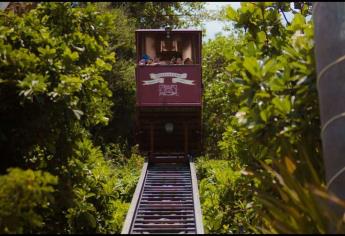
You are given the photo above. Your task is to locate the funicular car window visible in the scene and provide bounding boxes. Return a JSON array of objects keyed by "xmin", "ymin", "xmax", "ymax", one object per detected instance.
[{"xmin": 138, "ymin": 33, "xmax": 197, "ymax": 65}]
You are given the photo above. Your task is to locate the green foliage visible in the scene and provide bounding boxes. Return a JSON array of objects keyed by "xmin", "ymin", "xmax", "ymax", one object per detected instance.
[
  {"xmin": 105, "ymin": 200, "xmax": 130, "ymax": 233},
  {"xmin": 0, "ymin": 3, "xmax": 144, "ymax": 234},
  {"xmin": 109, "ymin": 2, "xmax": 208, "ymax": 29},
  {"xmin": 258, "ymin": 156, "xmax": 345, "ymax": 233},
  {"xmin": 62, "ymin": 135, "xmax": 143, "ymax": 234},
  {"xmin": 202, "ymin": 35, "xmax": 241, "ymax": 158},
  {"xmin": 196, "ymin": 157, "xmax": 261, "ymax": 234},
  {"xmin": 0, "ymin": 3, "xmax": 118, "ymax": 171},
  {"xmin": 200, "ymin": 2, "xmax": 338, "ymax": 234},
  {"xmin": 0, "ymin": 168, "xmax": 58, "ymax": 234},
  {"xmin": 222, "ymin": 5, "xmax": 320, "ymax": 166},
  {"xmin": 85, "ymin": 3, "xmax": 137, "ymax": 148},
  {"xmin": 92, "ymin": 60, "xmax": 137, "ymax": 148},
  {"xmin": 1, "ymin": 3, "xmax": 114, "ymax": 122}
]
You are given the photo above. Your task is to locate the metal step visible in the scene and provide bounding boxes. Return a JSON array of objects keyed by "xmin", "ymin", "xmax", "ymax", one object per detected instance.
[
  {"xmin": 131, "ymin": 163, "xmax": 195, "ymax": 234},
  {"xmin": 122, "ymin": 161, "xmax": 204, "ymax": 234}
]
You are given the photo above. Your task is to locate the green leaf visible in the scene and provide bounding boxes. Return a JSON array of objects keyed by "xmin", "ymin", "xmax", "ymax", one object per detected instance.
[
  {"xmin": 255, "ymin": 91, "xmax": 271, "ymax": 99},
  {"xmin": 18, "ymin": 73, "xmax": 49, "ymax": 98},
  {"xmin": 63, "ymin": 47, "xmax": 79, "ymax": 62},
  {"xmin": 79, "ymin": 212, "xmax": 97, "ymax": 229},
  {"xmin": 38, "ymin": 45, "xmax": 56, "ymax": 57},
  {"xmin": 268, "ymin": 78, "xmax": 285, "ymax": 92},
  {"xmin": 288, "ymin": 13, "xmax": 306, "ymax": 31},
  {"xmin": 260, "ymin": 110, "xmax": 268, "ymax": 122},
  {"xmin": 96, "ymin": 58, "xmax": 112, "ymax": 71},
  {"xmin": 257, "ymin": 31, "xmax": 266, "ymax": 43},
  {"xmin": 292, "ymin": 13, "xmax": 305, "ymax": 27},
  {"xmin": 243, "ymin": 57, "xmax": 259, "ymax": 77},
  {"xmin": 262, "ymin": 59, "xmax": 278, "ymax": 77},
  {"xmin": 226, "ymin": 6, "xmax": 237, "ymax": 21},
  {"xmin": 246, "ymin": 42, "xmax": 257, "ymax": 57},
  {"xmin": 272, "ymin": 96, "xmax": 291, "ymax": 114},
  {"xmin": 72, "ymin": 109, "xmax": 84, "ymax": 120},
  {"xmin": 260, "ymin": 106, "xmax": 272, "ymax": 123}
]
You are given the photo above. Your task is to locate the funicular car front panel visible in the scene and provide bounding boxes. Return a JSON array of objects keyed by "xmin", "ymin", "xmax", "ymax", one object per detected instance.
[{"xmin": 136, "ymin": 65, "xmax": 202, "ymax": 106}]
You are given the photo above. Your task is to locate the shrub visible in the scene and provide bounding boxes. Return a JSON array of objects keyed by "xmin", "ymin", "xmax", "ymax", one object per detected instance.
[
  {"xmin": 0, "ymin": 168, "xmax": 58, "ymax": 234},
  {"xmin": 64, "ymin": 137, "xmax": 143, "ymax": 233},
  {"xmin": 196, "ymin": 157, "xmax": 261, "ymax": 234}
]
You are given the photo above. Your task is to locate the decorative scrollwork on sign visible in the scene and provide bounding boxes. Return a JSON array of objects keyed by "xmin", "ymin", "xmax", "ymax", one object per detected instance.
[
  {"xmin": 143, "ymin": 73, "xmax": 194, "ymax": 85},
  {"xmin": 172, "ymin": 77, "xmax": 194, "ymax": 85},
  {"xmin": 142, "ymin": 77, "xmax": 164, "ymax": 85}
]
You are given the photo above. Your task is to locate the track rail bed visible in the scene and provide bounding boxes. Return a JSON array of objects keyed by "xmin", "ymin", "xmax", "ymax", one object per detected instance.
[{"xmin": 122, "ymin": 161, "xmax": 204, "ymax": 234}]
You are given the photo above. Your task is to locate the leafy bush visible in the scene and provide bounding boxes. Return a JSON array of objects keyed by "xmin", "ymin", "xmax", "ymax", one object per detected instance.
[
  {"xmin": 222, "ymin": 3, "xmax": 320, "ymax": 167},
  {"xmin": 202, "ymin": 35, "xmax": 241, "ymax": 158},
  {"xmin": 0, "ymin": 168, "xmax": 58, "ymax": 234},
  {"xmin": 258, "ymin": 156, "xmax": 345, "ymax": 233},
  {"xmin": 64, "ymin": 136, "xmax": 143, "ymax": 234},
  {"xmin": 199, "ymin": 2, "xmax": 334, "ymax": 233},
  {"xmin": 196, "ymin": 157, "xmax": 261, "ymax": 234},
  {"xmin": 0, "ymin": 4, "xmax": 144, "ymax": 233},
  {"xmin": 105, "ymin": 200, "xmax": 130, "ymax": 233},
  {"xmin": 0, "ymin": 2, "xmax": 117, "ymax": 172},
  {"xmin": 0, "ymin": 2, "xmax": 210, "ymax": 234}
]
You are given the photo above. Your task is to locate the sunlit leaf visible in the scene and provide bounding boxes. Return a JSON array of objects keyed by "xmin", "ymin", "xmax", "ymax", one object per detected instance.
[
  {"xmin": 272, "ymin": 96, "xmax": 291, "ymax": 114},
  {"xmin": 284, "ymin": 156, "xmax": 296, "ymax": 174}
]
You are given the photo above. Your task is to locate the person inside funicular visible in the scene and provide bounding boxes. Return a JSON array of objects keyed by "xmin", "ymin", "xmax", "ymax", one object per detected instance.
[
  {"xmin": 139, "ymin": 54, "xmax": 150, "ymax": 65},
  {"xmin": 139, "ymin": 36, "xmax": 194, "ymax": 66},
  {"xmin": 175, "ymin": 57, "xmax": 183, "ymax": 65},
  {"xmin": 184, "ymin": 58, "xmax": 193, "ymax": 64}
]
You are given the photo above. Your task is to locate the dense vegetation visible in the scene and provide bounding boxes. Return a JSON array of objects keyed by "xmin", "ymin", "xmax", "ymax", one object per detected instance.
[
  {"xmin": 0, "ymin": 3, "xmax": 140, "ymax": 233},
  {"xmin": 197, "ymin": 2, "xmax": 345, "ymax": 234},
  {"xmin": 0, "ymin": 2, "xmax": 206, "ymax": 233},
  {"xmin": 1, "ymin": 2, "xmax": 345, "ymax": 234}
]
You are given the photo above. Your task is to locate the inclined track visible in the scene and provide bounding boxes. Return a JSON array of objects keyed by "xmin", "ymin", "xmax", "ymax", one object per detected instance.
[{"xmin": 130, "ymin": 163, "xmax": 197, "ymax": 234}]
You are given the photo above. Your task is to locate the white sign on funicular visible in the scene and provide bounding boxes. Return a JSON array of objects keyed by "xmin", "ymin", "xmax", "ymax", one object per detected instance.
[{"xmin": 143, "ymin": 73, "xmax": 195, "ymax": 85}]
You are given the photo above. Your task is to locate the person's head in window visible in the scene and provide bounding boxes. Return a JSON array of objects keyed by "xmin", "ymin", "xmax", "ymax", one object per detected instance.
[
  {"xmin": 153, "ymin": 57, "xmax": 160, "ymax": 64},
  {"xmin": 139, "ymin": 59, "xmax": 146, "ymax": 65},
  {"xmin": 147, "ymin": 58, "xmax": 154, "ymax": 65},
  {"xmin": 184, "ymin": 58, "xmax": 193, "ymax": 64},
  {"xmin": 142, "ymin": 54, "xmax": 150, "ymax": 62},
  {"xmin": 159, "ymin": 60, "xmax": 169, "ymax": 65},
  {"xmin": 170, "ymin": 56, "xmax": 176, "ymax": 64},
  {"xmin": 176, "ymin": 57, "xmax": 183, "ymax": 65}
]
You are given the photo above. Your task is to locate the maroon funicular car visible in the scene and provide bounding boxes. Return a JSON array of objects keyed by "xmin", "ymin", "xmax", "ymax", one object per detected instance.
[{"xmin": 135, "ymin": 28, "xmax": 203, "ymax": 163}]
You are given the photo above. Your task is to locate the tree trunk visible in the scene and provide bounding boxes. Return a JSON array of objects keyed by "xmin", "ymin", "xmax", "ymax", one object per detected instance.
[{"xmin": 313, "ymin": 2, "xmax": 345, "ymax": 213}]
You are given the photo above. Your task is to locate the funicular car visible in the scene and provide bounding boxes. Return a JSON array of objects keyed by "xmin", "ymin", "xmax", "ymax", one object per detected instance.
[{"xmin": 135, "ymin": 28, "xmax": 202, "ymax": 162}]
